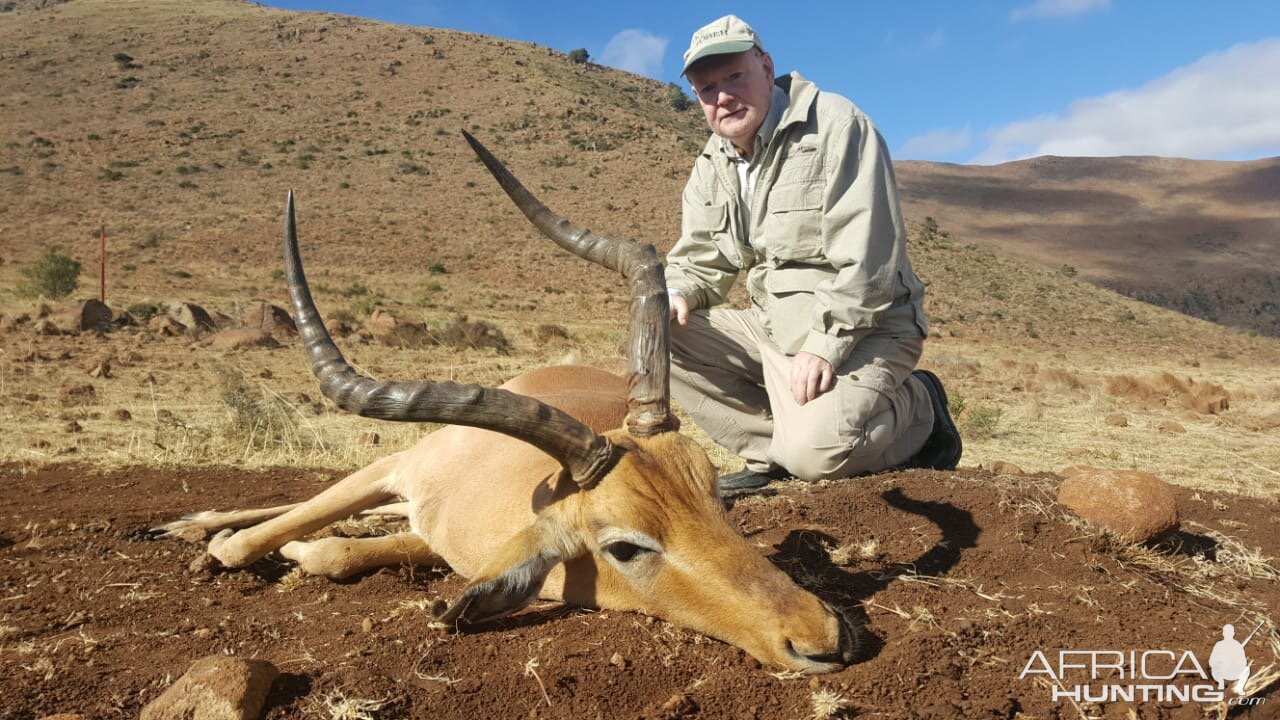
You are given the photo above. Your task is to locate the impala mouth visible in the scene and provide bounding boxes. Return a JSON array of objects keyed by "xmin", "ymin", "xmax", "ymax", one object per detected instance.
[{"xmin": 784, "ymin": 604, "xmax": 861, "ymax": 673}]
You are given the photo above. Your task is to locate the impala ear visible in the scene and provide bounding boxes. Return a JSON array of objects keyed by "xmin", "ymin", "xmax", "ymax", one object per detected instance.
[{"xmin": 431, "ymin": 517, "xmax": 577, "ymax": 625}]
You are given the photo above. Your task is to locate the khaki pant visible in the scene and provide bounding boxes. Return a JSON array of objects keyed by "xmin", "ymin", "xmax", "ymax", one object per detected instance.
[{"xmin": 670, "ymin": 308, "xmax": 934, "ymax": 481}]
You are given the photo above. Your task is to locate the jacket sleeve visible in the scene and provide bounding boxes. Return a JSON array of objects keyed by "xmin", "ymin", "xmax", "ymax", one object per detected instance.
[
  {"xmin": 664, "ymin": 158, "xmax": 740, "ymax": 311},
  {"xmin": 797, "ymin": 112, "xmax": 909, "ymax": 366}
]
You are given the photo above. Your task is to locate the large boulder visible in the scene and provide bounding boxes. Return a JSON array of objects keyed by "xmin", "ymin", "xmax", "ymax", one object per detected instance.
[
  {"xmin": 55, "ymin": 299, "xmax": 113, "ymax": 332},
  {"xmin": 167, "ymin": 302, "xmax": 217, "ymax": 333},
  {"xmin": 1056, "ymin": 466, "xmax": 1179, "ymax": 543},
  {"xmin": 139, "ymin": 655, "xmax": 278, "ymax": 720},
  {"xmin": 241, "ymin": 302, "xmax": 297, "ymax": 338}
]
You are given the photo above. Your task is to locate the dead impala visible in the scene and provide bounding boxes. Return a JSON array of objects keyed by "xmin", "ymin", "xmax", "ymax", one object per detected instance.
[{"xmin": 159, "ymin": 132, "xmax": 858, "ymax": 673}]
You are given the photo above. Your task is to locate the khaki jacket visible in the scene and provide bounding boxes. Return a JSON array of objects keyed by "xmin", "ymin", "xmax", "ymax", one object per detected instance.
[{"xmin": 666, "ymin": 72, "xmax": 927, "ymax": 368}]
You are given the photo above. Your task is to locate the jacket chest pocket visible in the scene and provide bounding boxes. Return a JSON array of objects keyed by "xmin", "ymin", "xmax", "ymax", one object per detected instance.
[
  {"xmin": 687, "ymin": 200, "xmax": 748, "ymax": 269},
  {"xmin": 762, "ymin": 147, "xmax": 825, "ymax": 261},
  {"xmin": 763, "ymin": 183, "xmax": 824, "ymax": 261}
]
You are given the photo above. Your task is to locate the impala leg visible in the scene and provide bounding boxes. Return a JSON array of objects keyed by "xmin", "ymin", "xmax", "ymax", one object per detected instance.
[
  {"xmin": 208, "ymin": 453, "xmax": 402, "ymax": 568},
  {"xmin": 155, "ymin": 503, "xmax": 304, "ymax": 541},
  {"xmin": 279, "ymin": 532, "xmax": 443, "ymax": 580}
]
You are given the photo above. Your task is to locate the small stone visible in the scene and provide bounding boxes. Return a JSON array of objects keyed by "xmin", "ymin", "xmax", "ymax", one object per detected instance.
[
  {"xmin": 1104, "ymin": 413, "xmax": 1128, "ymax": 427},
  {"xmin": 64, "ymin": 420, "xmax": 82, "ymax": 433},
  {"xmin": 1157, "ymin": 420, "xmax": 1186, "ymax": 434},
  {"xmin": 358, "ymin": 432, "xmax": 380, "ymax": 446},
  {"xmin": 1057, "ymin": 466, "xmax": 1180, "ymax": 543},
  {"xmin": 188, "ymin": 553, "xmax": 218, "ymax": 575},
  {"xmin": 111, "ymin": 409, "xmax": 132, "ymax": 421},
  {"xmin": 139, "ymin": 655, "xmax": 278, "ymax": 720},
  {"xmin": 609, "ymin": 652, "xmax": 626, "ymax": 668},
  {"xmin": 362, "ymin": 617, "xmax": 375, "ymax": 633}
]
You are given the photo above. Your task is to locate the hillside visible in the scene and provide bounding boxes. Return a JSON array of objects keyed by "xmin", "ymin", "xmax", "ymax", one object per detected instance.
[
  {"xmin": 1, "ymin": 0, "xmax": 1278, "ymax": 480},
  {"xmin": 896, "ymin": 156, "xmax": 1280, "ymax": 337},
  {"xmin": 0, "ymin": 0, "xmax": 705, "ymax": 321}
]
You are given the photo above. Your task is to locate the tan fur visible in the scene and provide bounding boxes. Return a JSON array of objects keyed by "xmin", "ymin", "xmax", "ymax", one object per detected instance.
[{"xmin": 163, "ymin": 364, "xmax": 852, "ymax": 673}]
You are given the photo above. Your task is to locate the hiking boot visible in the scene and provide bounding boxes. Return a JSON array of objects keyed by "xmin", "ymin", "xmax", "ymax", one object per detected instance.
[
  {"xmin": 905, "ymin": 369, "xmax": 963, "ymax": 470},
  {"xmin": 716, "ymin": 466, "xmax": 790, "ymax": 496}
]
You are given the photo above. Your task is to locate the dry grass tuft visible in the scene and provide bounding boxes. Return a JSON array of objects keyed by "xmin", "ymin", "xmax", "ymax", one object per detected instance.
[
  {"xmin": 215, "ymin": 364, "xmax": 326, "ymax": 455},
  {"xmin": 809, "ymin": 687, "xmax": 852, "ymax": 719},
  {"xmin": 311, "ymin": 690, "xmax": 389, "ymax": 720}
]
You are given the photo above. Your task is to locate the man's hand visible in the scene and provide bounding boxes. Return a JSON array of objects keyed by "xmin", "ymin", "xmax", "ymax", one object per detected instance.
[
  {"xmin": 790, "ymin": 351, "xmax": 834, "ymax": 405},
  {"xmin": 669, "ymin": 293, "xmax": 690, "ymax": 326}
]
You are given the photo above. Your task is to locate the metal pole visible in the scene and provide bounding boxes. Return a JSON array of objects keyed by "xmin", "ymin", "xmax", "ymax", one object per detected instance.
[{"xmin": 99, "ymin": 223, "xmax": 106, "ymax": 304}]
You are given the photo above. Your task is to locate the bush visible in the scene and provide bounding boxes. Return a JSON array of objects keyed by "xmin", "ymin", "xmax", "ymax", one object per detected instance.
[
  {"xmin": 665, "ymin": 83, "xmax": 693, "ymax": 111},
  {"xmin": 126, "ymin": 301, "xmax": 163, "ymax": 321},
  {"xmin": 19, "ymin": 249, "xmax": 81, "ymax": 298},
  {"xmin": 567, "ymin": 48, "xmax": 589, "ymax": 64}
]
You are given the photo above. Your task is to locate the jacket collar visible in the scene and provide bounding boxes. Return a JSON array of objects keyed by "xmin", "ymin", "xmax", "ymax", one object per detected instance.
[{"xmin": 774, "ymin": 71, "xmax": 818, "ymax": 136}]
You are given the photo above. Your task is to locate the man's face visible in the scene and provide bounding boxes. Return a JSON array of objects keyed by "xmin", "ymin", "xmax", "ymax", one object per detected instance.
[{"xmin": 687, "ymin": 49, "xmax": 775, "ymax": 150}]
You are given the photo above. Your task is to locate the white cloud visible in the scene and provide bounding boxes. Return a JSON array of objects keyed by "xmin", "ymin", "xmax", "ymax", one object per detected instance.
[
  {"xmin": 899, "ymin": 127, "xmax": 972, "ymax": 159},
  {"xmin": 973, "ymin": 38, "xmax": 1280, "ymax": 163},
  {"xmin": 1010, "ymin": 0, "xmax": 1110, "ymax": 21},
  {"xmin": 599, "ymin": 29, "xmax": 668, "ymax": 78}
]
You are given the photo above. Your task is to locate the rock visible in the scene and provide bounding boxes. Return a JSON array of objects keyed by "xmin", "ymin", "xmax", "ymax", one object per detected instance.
[
  {"xmin": 365, "ymin": 308, "xmax": 403, "ymax": 338},
  {"xmin": 111, "ymin": 409, "xmax": 133, "ymax": 421},
  {"xmin": 1104, "ymin": 413, "xmax": 1128, "ymax": 427},
  {"xmin": 86, "ymin": 356, "xmax": 113, "ymax": 379},
  {"xmin": 167, "ymin": 302, "xmax": 217, "ymax": 333},
  {"xmin": 241, "ymin": 302, "xmax": 297, "ymax": 337},
  {"xmin": 206, "ymin": 328, "xmax": 281, "ymax": 351},
  {"xmin": 212, "ymin": 311, "xmax": 235, "ymax": 329},
  {"xmin": 58, "ymin": 299, "xmax": 113, "ymax": 333},
  {"xmin": 149, "ymin": 314, "xmax": 187, "ymax": 337},
  {"xmin": 1057, "ymin": 466, "xmax": 1179, "ymax": 543},
  {"xmin": 60, "ymin": 383, "xmax": 96, "ymax": 406},
  {"xmin": 1157, "ymin": 420, "xmax": 1186, "ymax": 434},
  {"xmin": 32, "ymin": 318, "xmax": 62, "ymax": 336},
  {"xmin": 358, "ymin": 431, "xmax": 380, "ymax": 446},
  {"xmin": 139, "ymin": 655, "xmax": 278, "ymax": 720}
]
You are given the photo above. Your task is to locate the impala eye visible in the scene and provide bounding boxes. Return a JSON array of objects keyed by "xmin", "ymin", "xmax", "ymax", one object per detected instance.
[{"xmin": 603, "ymin": 541, "xmax": 644, "ymax": 563}]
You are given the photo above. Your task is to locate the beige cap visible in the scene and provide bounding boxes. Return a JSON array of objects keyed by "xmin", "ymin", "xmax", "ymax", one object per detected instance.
[{"xmin": 681, "ymin": 14, "xmax": 764, "ymax": 75}]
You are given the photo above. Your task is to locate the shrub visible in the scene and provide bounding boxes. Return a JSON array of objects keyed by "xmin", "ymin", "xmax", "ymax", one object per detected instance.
[
  {"xmin": 665, "ymin": 83, "xmax": 692, "ymax": 111},
  {"xmin": 19, "ymin": 249, "xmax": 81, "ymax": 298},
  {"xmin": 567, "ymin": 48, "xmax": 589, "ymax": 64},
  {"xmin": 126, "ymin": 301, "xmax": 163, "ymax": 321}
]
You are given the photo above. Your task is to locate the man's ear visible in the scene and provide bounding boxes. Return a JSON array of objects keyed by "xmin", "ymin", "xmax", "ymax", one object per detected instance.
[{"xmin": 431, "ymin": 516, "xmax": 578, "ymax": 625}]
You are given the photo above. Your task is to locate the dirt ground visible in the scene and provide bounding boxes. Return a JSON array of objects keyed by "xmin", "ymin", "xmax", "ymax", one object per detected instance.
[{"xmin": 2, "ymin": 463, "xmax": 1277, "ymax": 719}]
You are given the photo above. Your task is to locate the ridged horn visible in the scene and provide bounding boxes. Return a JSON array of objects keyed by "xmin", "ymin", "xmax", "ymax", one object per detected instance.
[
  {"xmin": 461, "ymin": 131, "xmax": 677, "ymax": 437},
  {"xmin": 282, "ymin": 190, "xmax": 617, "ymax": 489}
]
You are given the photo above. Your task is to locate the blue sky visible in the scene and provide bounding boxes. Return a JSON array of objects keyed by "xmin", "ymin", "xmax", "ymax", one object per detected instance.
[{"xmin": 263, "ymin": 1, "xmax": 1280, "ymax": 165}]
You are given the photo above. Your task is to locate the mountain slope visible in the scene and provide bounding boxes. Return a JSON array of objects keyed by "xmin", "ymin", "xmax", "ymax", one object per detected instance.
[{"xmin": 895, "ymin": 156, "xmax": 1280, "ymax": 337}]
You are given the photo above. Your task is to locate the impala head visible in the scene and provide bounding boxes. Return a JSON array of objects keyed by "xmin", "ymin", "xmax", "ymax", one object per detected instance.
[{"xmin": 280, "ymin": 132, "xmax": 858, "ymax": 673}]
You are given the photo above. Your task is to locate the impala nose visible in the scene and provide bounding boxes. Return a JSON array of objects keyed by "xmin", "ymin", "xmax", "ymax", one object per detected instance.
[{"xmin": 786, "ymin": 604, "xmax": 861, "ymax": 673}]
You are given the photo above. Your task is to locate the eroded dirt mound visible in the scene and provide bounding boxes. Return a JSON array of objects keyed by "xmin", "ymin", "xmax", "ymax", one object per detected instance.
[{"xmin": 1, "ymin": 464, "xmax": 1277, "ymax": 719}]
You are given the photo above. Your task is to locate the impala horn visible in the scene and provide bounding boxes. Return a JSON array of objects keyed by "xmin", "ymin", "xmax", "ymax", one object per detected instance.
[
  {"xmin": 282, "ymin": 190, "xmax": 617, "ymax": 488},
  {"xmin": 461, "ymin": 130, "xmax": 678, "ymax": 437}
]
